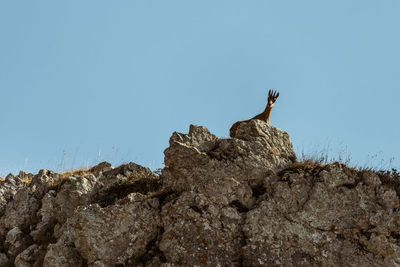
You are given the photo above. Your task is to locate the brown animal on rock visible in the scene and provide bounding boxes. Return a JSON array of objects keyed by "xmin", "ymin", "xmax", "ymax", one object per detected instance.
[{"xmin": 229, "ymin": 89, "xmax": 279, "ymax": 137}]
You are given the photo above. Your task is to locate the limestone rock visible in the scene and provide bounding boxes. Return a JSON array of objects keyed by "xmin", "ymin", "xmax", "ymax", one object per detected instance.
[
  {"xmin": 0, "ymin": 252, "xmax": 11, "ymax": 267},
  {"xmin": 242, "ymin": 162, "xmax": 400, "ymax": 266},
  {"xmin": 0, "ymin": 173, "xmax": 28, "ymax": 251},
  {"xmin": 73, "ymin": 193, "xmax": 160, "ymax": 265},
  {"xmin": 91, "ymin": 162, "xmax": 160, "ymax": 207},
  {"xmin": 0, "ymin": 122, "xmax": 399, "ymax": 266},
  {"xmin": 4, "ymin": 227, "xmax": 32, "ymax": 259},
  {"xmin": 3, "ymin": 190, "xmax": 40, "ymax": 232},
  {"xmin": 53, "ymin": 174, "xmax": 97, "ymax": 224},
  {"xmin": 89, "ymin": 161, "xmax": 113, "ymax": 175},
  {"xmin": 163, "ymin": 122, "xmax": 296, "ymax": 209},
  {"xmin": 43, "ymin": 244, "xmax": 83, "ymax": 267},
  {"xmin": 14, "ymin": 244, "xmax": 46, "ymax": 267},
  {"xmin": 3, "ymin": 170, "xmax": 59, "ymax": 235},
  {"xmin": 30, "ymin": 169, "xmax": 58, "ymax": 199},
  {"xmin": 30, "ymin": 190, "xmax": 57, "ymax": 243},
  {"xmin": 0, "ymin": 173, "xmax": 25, "ymax": 216},
  {"xmin": 160, "ymin": 191, "xmax": 243, "ymax": 265}
]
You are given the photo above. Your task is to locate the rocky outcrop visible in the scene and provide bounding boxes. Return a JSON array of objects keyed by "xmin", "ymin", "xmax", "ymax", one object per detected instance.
[{"xmin": 0, "ymin": 120, "xmax": 400, "ymax": 266}]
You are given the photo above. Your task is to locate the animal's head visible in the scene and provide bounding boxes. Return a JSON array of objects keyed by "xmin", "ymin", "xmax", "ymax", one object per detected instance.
[{"xmin": 268, "ymin": 89, "xmax": 279, "ymax": 107}]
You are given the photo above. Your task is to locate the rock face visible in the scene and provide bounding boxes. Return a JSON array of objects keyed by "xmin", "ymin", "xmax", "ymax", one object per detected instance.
[{"xmin": 1, "ymin": 120, "xmax": 400, "ymax": 266}]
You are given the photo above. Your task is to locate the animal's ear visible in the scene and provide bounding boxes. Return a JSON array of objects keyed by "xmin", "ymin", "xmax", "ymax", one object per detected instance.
[
  {"xmin": 268, "ymin": 89, "xmax": 272, "ymax": 98},
  {"xmin": 276, "ymin": 92, "xmax": 279, "ymax": 98}
]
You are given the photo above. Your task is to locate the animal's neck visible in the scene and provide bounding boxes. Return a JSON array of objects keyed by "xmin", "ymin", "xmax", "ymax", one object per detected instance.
[{"xmin": 262, "ymin": 104, "xmax": 273, "ymax": 123}]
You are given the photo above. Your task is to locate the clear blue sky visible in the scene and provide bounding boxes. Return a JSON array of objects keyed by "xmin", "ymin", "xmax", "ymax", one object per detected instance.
[{"xmin": 1, "ymin": 1, "xmax": 399, "ymax": 175}]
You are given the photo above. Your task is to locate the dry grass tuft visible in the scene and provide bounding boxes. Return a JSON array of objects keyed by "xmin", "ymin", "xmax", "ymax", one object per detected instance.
[
  {"xmin": 59, "ymin": 168, "xmax": 92, "ymax": 180},
  {"xmin": 294, "ymin": 159, "xmax": 326, "ymax": 169},
  {"xmin": 283, "ymin": 158, "xmax": 327, "ymax": 175},
  {"xmin": 21, "ymin": 176, "xmax": 32, "ymax": 185},
  {"xmin": 46, "ymin": 168, "xmax": 93, "ymax": 191}
]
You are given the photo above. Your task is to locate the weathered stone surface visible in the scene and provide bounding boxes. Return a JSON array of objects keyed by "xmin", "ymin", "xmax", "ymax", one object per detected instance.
[
  {"xmin": 53, "ymin": 174, "xmax": 97, "ymax": 224},
  {"xmin": 89, "ymin": 161, "xmax": 113, "ymax": 175},
  {"xmin": 4, "ymin": 227, "xmax": 32, "ymax": 258},
  {"xmin": 0, "ymin": 173, "xmax": 26, "ymax": 251},
  {"xmin": 3, "ymin": 170, "xmax": 59, "ymax": 239},
  {"xmin": 160, "ymin": 191, "xmax": 243, "ymax": 265},
  {"xmin": 30, "ymin": 190, "xmax": 57, "ymax": 243},
  {"xmin": 14, "ymin": 244, "xmax": 46, "ymax": 267},
  {"xmin": 43, "ymin": 244, "xmax": 83, "ymax": 267},
  {"xmin": 163, "ymin": 122, "xmax": 296, "ymax": 209},
  {"xmin": 242, "ymin": 162, "xmax": 400, "ymax": 266},
  {"xmin": 3, "ymin": 190, "xmax": 40, "ymax": 231},
  {"xmin": 92, "ymin": 162, "xmax": 160, "ymax": 207},
  {"xmin": 0, "ymin": 252, "xmax": 11, "ymax": 267},
  {"xmin": 0, "ymin": 173, "xmax": 25, "ymax": 216},
  {"xmin": 234, "ymin": 119, "xmax": 297, "ymax": 163},
  {"xmin": 30, "ymin": 169, "xmax": 59, "ymax": 199},
  {"xmin": 73, "ymin": 193, "xmax": 160, "ymax": 266},
  {"xmin": 0, "ymin": 122, "xmax": 399, "ymax": 266}
]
